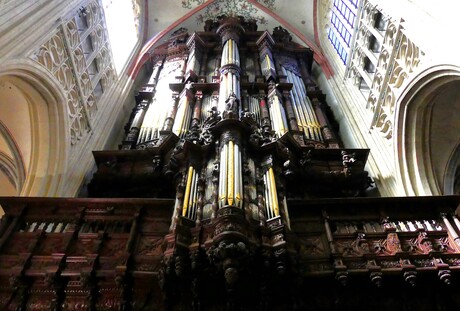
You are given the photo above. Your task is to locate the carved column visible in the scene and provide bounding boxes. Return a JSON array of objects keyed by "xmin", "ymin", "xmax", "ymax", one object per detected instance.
[
  {"xmin": 259, "ymin": 95, "xmax": 273, "ymax": 143},
  {"xmin": 122, "ymin": 100, "xmax": 149, "ymax": 150},
  {"xmin": 309, "ymin": 96, "xmax": 341, "ymax": 148},
  {"xmin": 162, "ymin": 93, "xmax": 180, "ymax": 132},
  {"xmin": 187, "ymin": 91, "xmax": 203, "ymax": 142}
]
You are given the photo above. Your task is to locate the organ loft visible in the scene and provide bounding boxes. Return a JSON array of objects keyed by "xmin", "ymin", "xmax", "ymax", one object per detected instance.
[{"xmin": 1, "ymin": 16, "xmax": 460, "ymax": 311}]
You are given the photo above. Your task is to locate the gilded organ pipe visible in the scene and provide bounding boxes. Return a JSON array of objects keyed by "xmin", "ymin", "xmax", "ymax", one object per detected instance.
[
  {"xmin": 262, "ymin": 166, "xmax": 280, "ymax": 219},
  {"xmin": 263, "ymin": 171, "xmax": 273, "ymax": 219},
  {"xmin": 218, "ymin": 140, "xmax": 243, "ymax": 208},
  {"xmin": 182, "ymin": 166, "xmax": 195, "ymax": 217},
  {"xmin": 227, "ymin": 141, "xmax": 234, "ymax": 206},
  {"xmin": 219, "ymin": 143, "xmax": 228, "ymax": 208},
  {"xmin": 268, "ymin": 167, "xmax": 279, "ymax": 217}
]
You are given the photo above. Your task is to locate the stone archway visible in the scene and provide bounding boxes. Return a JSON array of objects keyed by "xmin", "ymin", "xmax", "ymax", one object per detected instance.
[
  {"xmin": 0, "ymin": 60, "xmax": 69, "ymax": 200},
  {"xmin": 394, "ymin": 65, "xmax": 460, "ymax": 196}
]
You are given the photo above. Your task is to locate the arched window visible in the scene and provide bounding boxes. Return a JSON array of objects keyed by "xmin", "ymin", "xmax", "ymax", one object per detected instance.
[
  {"xmin": 328, "ymin": 0, "xmax": 358, "ymax": 64},
  {"xmin": 102, "ymin": 0, "xmax": 139, "ymax": 73}
]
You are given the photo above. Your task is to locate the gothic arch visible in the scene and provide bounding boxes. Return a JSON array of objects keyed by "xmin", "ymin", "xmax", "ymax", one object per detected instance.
[
  {"xmin": 394, "ymin": 65, "xmax": 460, "ymax": 196},
  {"xmin": 0, "ymin": 59, "xmax": 69, "ymax": 197}
]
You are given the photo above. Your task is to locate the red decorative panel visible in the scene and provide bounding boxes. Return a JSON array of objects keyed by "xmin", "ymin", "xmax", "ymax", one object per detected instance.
[
  {"xmin": 135, "ymin": 236, "xmax": 164, "ymax": 256},
  {"xmin": 99, "ymin": 236, "xmax": 128, "ymax": 257},
  {"xmin": 95, "ymin": 283, "xmax": 123, "ymax": 311},
  {"xmin": 2, "ymin": 232, "xmax": 39, "ymax": 254},
  {"xmin": 62, "ymin": 280, "xmax": 91, "ymax": 311}
]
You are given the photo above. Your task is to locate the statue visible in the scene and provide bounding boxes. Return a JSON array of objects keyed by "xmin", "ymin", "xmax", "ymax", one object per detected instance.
[{"xmin": 222, "ymin": 92, "xmax": 239, "ymax": 119}]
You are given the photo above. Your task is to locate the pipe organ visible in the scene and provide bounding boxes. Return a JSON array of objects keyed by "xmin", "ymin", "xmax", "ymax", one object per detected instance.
[
  {"xmin": 95, "ymin": 20, "xmax": 374, "ymax": 303},
  {"xmin": 120, "ymin": 17, "xmax": 355, "ymax": 224},
  {"xmin": 3, "ymin": 15, "xmax": 460, "ymax": 311}
]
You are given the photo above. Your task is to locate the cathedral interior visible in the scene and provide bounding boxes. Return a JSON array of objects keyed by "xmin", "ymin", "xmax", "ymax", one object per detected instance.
[{"xmin": 0, "ymin": 0, "xmax": 460, "ymax": 310}]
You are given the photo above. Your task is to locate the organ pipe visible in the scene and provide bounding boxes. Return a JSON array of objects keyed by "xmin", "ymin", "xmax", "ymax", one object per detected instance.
[
  {"xmin": 186, "ymin": 50, "xmax": 196, "ymax": 75},
  {"xmin": 452, "ymin": 215, "xmax": 460, "ymax": 233},
  {"xmin": 442, "ymin": 214, "xmax": 460, "ymax": 246}
]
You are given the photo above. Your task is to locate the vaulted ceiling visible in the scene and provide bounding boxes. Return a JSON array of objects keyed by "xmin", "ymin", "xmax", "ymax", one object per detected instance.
[{"xmin": 129, "ymin": 0, "xmax": 325, "ymax": 77}]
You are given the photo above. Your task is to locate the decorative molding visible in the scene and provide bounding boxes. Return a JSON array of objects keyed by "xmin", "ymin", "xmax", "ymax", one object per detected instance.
[
  {"xmin": 195, "ymin": 0, "xmax": 274, "ymax": 25},
  {"xmin": 31, "ymin": 28, "xmax": 89, "ymax": 146},
  {"xmin": 346, "ymin": 1, "xmax": 424, "ymax": 143},
  {"xmin": 183, "ymin": 0, "xmax": 276, "ymax": 11},
  {"xmin": 30, "ymin": 0, "xmax": 116, "ymax": 146},
  {"xmin": 0, "ymin": 151, "xmax": 18, "ymax": 192},
  {"xmin": 0, "ymin": 118, "xmax": 26, "ymax": 194}
]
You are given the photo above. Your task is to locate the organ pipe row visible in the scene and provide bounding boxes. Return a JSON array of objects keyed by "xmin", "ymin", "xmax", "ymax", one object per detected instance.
[
  {"xmin": 221, "ymin": 39, "xmax": 240, "ymax": 67},
  {"xmin": 137, "ymin": 59, "xmax": 183, "ymax": 145},
  {"xmin": 263, "ymin": 167, "xmax": 280, "ymax": 220},
  {"xmin": 248, "ymin": 96, "xmax": 261, "ymax": 124},
  {"xmin": 172, "ymin": 90, "xmax": 193, "ymax": 138},
  {"xmin": 135, "ymin": 52, "xmax": 325, "ymax": 146},
  {"xmin": 282, "ymin": 66, "xmax": 323, "ymax": 142},
  {"xmin": 218, "ymin": 141, "xmax": 243, "ymax": 208},
  {"xmin": 182, "ymin": 166, "xmax": 199, "ymax": 220}
]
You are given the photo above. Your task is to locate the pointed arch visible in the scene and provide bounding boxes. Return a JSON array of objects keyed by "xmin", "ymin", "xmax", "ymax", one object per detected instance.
[
  {"xmin": 394, "ymin": 65, "xmax": 460, "ymax": 196},
  {"xmin": 0, "ymin": 59, "xmax": 69, "ymax": 196}
]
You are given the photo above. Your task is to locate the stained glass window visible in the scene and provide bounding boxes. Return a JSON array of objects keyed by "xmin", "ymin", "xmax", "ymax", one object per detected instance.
[{"xmin": 328, "ymin": 0, "xmax": 358, "ymax": 65}]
